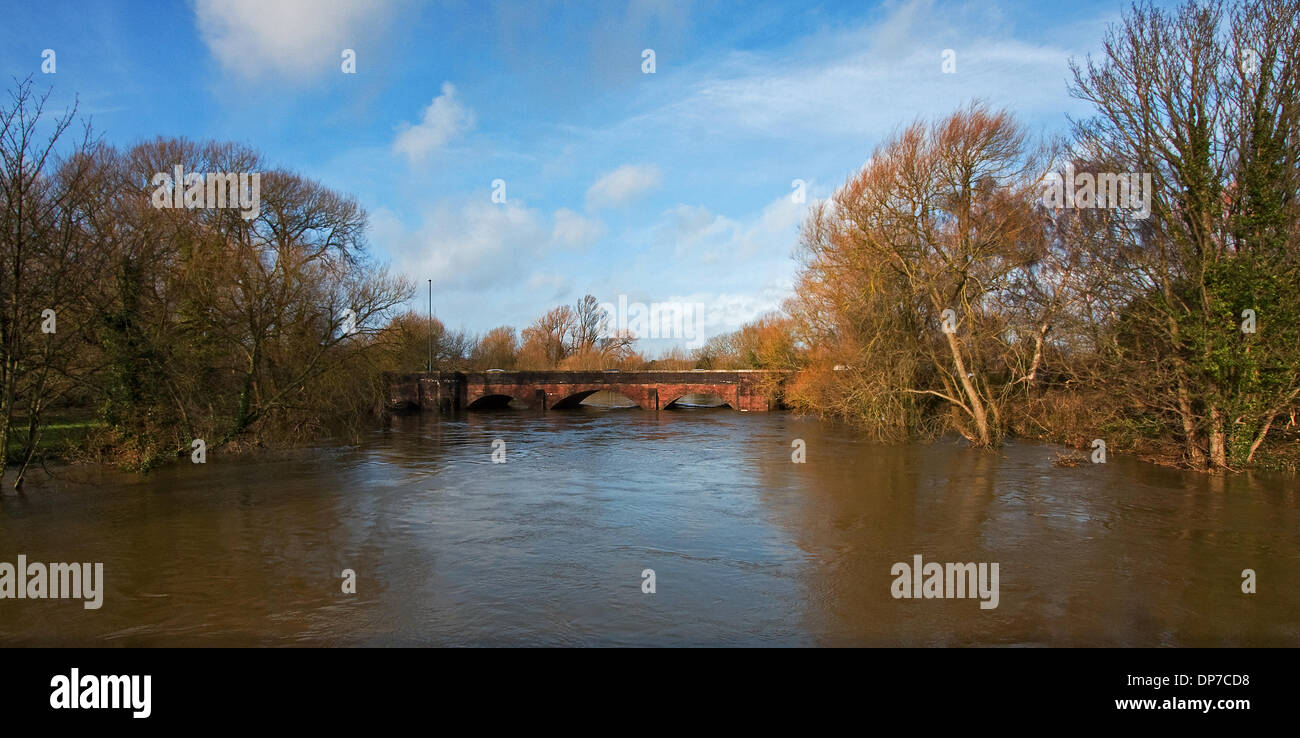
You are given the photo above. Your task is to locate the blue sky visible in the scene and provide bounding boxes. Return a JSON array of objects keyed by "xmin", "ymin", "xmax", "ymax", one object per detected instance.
[{"xmin": 1, "ymin": 0, "xmax": 1150, "ymax": 352}]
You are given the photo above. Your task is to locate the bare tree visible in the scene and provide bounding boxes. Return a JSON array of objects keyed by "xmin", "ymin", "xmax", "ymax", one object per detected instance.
[
  {"xmin": 793, "ymin": 102, "xmax": 1049, "ymax": 446},
  {"xmin": 521, "ymin": 305, "xmax": 576, "ymax": 367},
  {"xmin": 0, "ymin": 78, "xmax": 99, "ymax": 491},
  {"xmin": 470, "ymin": 325, "xmax": 518, "ymax": 369},
  {"xmin": 571, "ymin": 294, "xmax": 605, "ymax": 355}
]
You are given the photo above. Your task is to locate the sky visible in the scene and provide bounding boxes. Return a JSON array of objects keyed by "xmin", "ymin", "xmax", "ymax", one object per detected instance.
[{"xmin": 0, "ymin": 0, "xmax": 1154, "ymax": 353}]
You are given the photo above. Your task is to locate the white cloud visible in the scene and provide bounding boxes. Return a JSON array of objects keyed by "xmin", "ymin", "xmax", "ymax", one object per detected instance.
[
  {"xmin": 368, "ymin": 193, "xmax": 803, "ymax": 340},
  {"xmin": 585, "ymin": 164, "xmax": 662, "ymax": 209},
  {"xmin": 659, "ymin": 40, "xmax": 1075, "ymax": 141},
  {"xmin": 550, "ymin": 208, "xmax": 607, "ymax": 249},
  {"xmin": 693, "ymin": 290, "xmax": 787, "ymax": 334},
  {"xmin": 577, "ymin": 1, "xmax": 1102, "ymax": 154},
  {"xmin": 194, "ymin": 0, "xmax": 395, "ymax": 80},
  {"xmin": 666, "ymin": 204, "xmax": 723, "ymax": 239},
  {"xmin": 621, "ymin": 289, "xmax": 788, "ymax": 354},
  {"xmin": 393, "ymin": 83, "xmax": 476, "ymax": 163},
  {"xmin": 663, "ymin": 193, "xmax": 807, "ymax": 262},
  {"xmin": 370, "ymin": 198, "xmax": 547, "ymax": 293},
  {"xmin": 526, "ymin": 273, "xmax": 573, "ymax": 301}
]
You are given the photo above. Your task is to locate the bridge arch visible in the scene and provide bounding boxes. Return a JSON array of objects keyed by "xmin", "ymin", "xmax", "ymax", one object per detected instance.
[
  {"xmin": 550, "ymin": 388, "xmax": 642, "ymax": 410},
  {"xmin": 661, "ymin": 391, "xmax": 732, "ymax": 409},
  {"xmin": 466, "ymin": 393, "xmax": 524, "ymax": 410}
]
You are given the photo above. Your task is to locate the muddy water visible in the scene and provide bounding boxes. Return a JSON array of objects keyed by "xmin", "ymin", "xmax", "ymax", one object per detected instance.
[{"xmin": 1, "ymin": 409, "xmax": 1296, "ymax": 646}]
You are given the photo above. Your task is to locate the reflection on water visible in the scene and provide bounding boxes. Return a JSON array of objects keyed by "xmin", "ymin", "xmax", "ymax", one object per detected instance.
[{"xmin": 1, "ymin": 408, "xmax": 1297, "ymax": 646}]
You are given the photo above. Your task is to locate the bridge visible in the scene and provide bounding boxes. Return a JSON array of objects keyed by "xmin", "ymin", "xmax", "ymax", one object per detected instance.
[{"xmin": 388, "ymin": 370, "xmax": 787, "ymax": 412}]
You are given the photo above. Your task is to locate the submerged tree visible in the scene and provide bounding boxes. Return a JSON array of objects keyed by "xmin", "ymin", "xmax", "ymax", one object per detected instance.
[{"xmin": 791, "ymin": 102, "xmax": 1055, "ymax": 446}]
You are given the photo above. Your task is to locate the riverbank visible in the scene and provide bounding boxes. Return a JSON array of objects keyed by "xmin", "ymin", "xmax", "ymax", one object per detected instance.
[{"xmin": 9, "ymin": 399, "xmax": 1299, "ymax": 483}]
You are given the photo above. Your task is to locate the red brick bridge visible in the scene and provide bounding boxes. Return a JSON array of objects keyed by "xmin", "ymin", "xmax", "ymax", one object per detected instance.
[{"xmin": 389, "ymin": 370, "xmax": 787, "ymax": 412}]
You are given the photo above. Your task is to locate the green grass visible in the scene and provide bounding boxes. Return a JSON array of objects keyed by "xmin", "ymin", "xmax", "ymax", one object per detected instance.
[{"xmin": 4, "ymin": 412, "xmax": 106, "ymax": 464}]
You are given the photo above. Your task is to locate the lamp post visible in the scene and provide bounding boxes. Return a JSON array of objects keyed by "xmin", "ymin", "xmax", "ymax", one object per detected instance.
[{"xmin": 427, "ymin": 279, "xmax": 432, "ymax": 373}]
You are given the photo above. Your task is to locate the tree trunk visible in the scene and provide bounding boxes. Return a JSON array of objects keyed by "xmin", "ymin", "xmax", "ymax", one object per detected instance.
[
  {"xmin": 944, "ymin": 330, "xmax": 991, "ymax": 446},
  {"xmin": 1024, "ymin": 322, "xmax": 1048, "ymax": 385},
  {"xmin": 1176, "ymin": 380, "xmax": 1206, "ymax": 468},
  {"xmin": 1246, "ymin": 413, "xmax": 1275, "ymax": 465},
  {"xmin": 1208, "ymin": 405, "xmax": 1227, "ymax": 470}
]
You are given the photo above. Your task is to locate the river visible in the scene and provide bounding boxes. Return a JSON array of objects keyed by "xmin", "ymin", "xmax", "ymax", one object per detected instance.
[{"xmin": 1, "ymin": 408, "xmax": 1297, "ymax": 646}]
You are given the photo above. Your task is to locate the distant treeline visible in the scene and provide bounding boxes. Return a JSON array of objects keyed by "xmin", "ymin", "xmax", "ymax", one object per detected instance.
[{"xmin": 393, "ymin": 294, "xmax": 787, "ymax": 374}]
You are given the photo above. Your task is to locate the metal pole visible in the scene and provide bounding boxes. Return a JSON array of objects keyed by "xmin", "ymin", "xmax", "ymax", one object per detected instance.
[{"xmin": 427, "ymin": 279, "xmax": 433, "ymax": 373}]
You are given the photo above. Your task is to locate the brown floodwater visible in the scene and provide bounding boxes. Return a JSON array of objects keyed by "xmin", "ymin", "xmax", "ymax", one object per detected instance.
[{"xmin": 1, "ymin": 409, "xmax": 1296, "ymax": 646}]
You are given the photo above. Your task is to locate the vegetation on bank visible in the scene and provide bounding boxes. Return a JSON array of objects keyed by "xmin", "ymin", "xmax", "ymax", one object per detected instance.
[
  {"xmin": 751, "ymin": 0, "xmax": 1300, "ymax": 474},
  {"xmin": 0, "ymin": 80, "xmax": 415, "ymax": 488}
]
